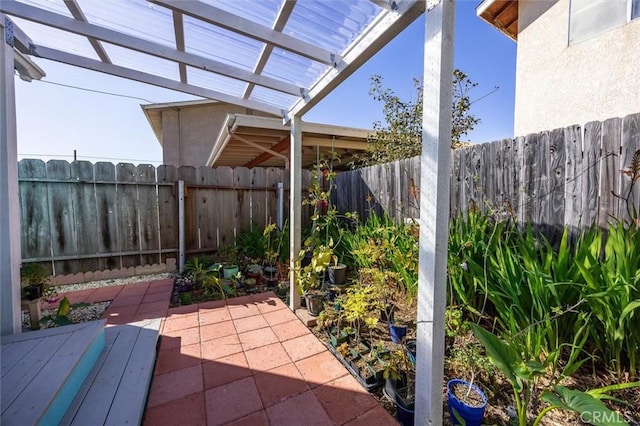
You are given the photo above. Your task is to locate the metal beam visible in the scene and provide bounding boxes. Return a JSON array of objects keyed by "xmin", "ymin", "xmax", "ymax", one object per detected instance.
[
  {"xmin": 415, "ymin": 0, "xmax": 455, "ymax": 423},
  {"xmin": 32, "ymin": 45, "xmax": 283, "ymax": 116},
  {"xmin": 0, "ymin": 15, "xmax": 22, "ymax": 335},
  {"xmin": 285, "ymin": 0, "xmax": 424, "ymax": 121},
  {"xmin": 150, "ymin": 0, "xmax": 338, "ymax": 66},
  {"xmin": 289, "ymin": 115, "xmax": 302, "ymax": 310},
  {"xmin": 63, "ymin": 0, "xmax": 111, "ymax": 64},
  {"xmin": 172, "ymin": 11, "xmax": 187, "ymax": 84},
  {"xmin": 243, "ymin": 0, "xmax": 296, "ymax": 99},
  {"xmin": 0, "ymin": 0, "xmax": 302, "ymax": 96}
]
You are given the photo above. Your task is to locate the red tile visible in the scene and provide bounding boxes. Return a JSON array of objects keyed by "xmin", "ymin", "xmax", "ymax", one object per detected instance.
[
  {"xmin": 262, "ymin": 308, "xmax": 296, "ymax": 327},
  {"xmin": 143, "ymin": 391, "xmax": 206, "ymax": 426},
  {"xmin": 253, "ymin": 294, "xmax": 287, "ymax": 314},
  {"xmin": 225, "ymin": 410, "xmax": 269, "ymax": 426},
  {"xmin": 271, "ymin": 319, "xmax": 310, "ymax": 342},
  {"xmin": 343, "ymin": 405, "xmax": 398, "ymax": 426},
  {"xmin": 265, "ymin": 390, "xmax": 333, "ymax": 425},
  {"xmin": 238, "ymin": 327, "xmax": 279, "ymax": 351},
  {"xmin": 203, "ymin": 352, "xmax": 251, "ymax": 389},
  {"xmin": 163, "ymin": 313, "xmax": 200, "ymax": 333},
  {"xmin": 103, "ymin": 313, "xmax": 135, "ymax": 326},
  {"xmin": 154, "ymin": 343, "xmax": 201, "ymax": 375},
  {"xmin": 65, "ymin": 289, "xmax": 96, "ymax": 304},
  {"xmin": 313, "ymin": 375, "xmax": 379, "ymax": 424},
  {"xmin": 198, "ymin": 299, "xmax": 227, "ymax": 310},
  {"xmin": 201, "ymin": 334, "xmax": 242, "ymax": 360},
  {"xmin": 146, "ymin": 283, "xmax": 175, "ymax": 296},
  {"xmin": 167, "ymin": 304, "xmax": 199, "ymax": 315},
  {"xmin": 147, "ymin": 278, "xmax": 175, "ymax": 290},
  {"xmin": 228, "ymin": 304, "xmax": 262, "ymax": 320},
  {"xmin": 233, "ymin": 315, "xmax": 269, "ymax": 334},
  {"xmin": 295, "ymin": 352, "xmax": 348, "ymax": 388},
  {"xmin": 119, "ymin": 282, "xmax": 150, "ymax": 296},
  {"xmin": 200, "ymin": 320, "xmax": 237, "ymax": 342},
  {"xmin": 147, "ymin": 365, "xmax": 203, "ymax": 408},
  {"xmin": 109, "ymin": 294, "xmax": 144, "ymax": 308},
  {"xmin": 244, "ymin": 343, "xmax": 292, "ymax": 373},
  {"xmin": 142, "ymin": 292, "xmax": 170, "ymax": 304},
  {"xmin": 204, "ymin": 377, "xmax": 263, "ymax": 426},
  {"xmin": 250, "ymin": 291, "xmax": 278, "ymax": 303},
  {"xmin": 87, "ymin": 285, "xmax": 123, "ymax": 303},
  {"xmin": 133, "ymin": 309, "xmax": 168, "ymax": 322},
  {"xmin": 198, "ymin": 308, "xmax": 231, "ymax": 326},
  {"xmin": 161, "ymin": 326, "xmax": 201, "ymax": 351},
  {"xmin": 137, "ymin": 300, "xmax": 169, "ymax": 314},
  {"xmin": 281, "ymin": 334, "xmax": 326, "ymax": 361},
  {"xmin": 254, "ymin": 362, "xmax": 310, "ymax": 407},
  {"xmin": 225, "ymin": 295, "xmax": 254, "ymax": 307}
]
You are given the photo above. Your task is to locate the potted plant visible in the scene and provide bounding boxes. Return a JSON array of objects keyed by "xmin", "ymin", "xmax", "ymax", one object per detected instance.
[
  {"xmin": 294, "ymin": 244, "xmax": 334, "ymax": 316},
  {"xmin": 328, "ymin": 262, "xmax": 348, "ymax": 285},
  {"xmin": 216, "ymin": 244, "xmax": 239, "ymax": 279},
  {"xmin": 20, "ymin": 263, "xmax": 51, "ymax": 301},
  {"xmin": 383, "ymin": 344, "xmax": 415, "ymax": 426},
  {"xmin": 447, "ymin": 378, "xmax": 487, "ymax": 426}
]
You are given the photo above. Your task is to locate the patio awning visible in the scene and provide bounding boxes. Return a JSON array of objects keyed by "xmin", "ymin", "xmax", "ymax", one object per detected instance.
[
  {"xmin": 1, "ymin": 0, "xmax": 425, "ymax": 123},
  {"xmin": 209, "ymin": 113, "xmax": 370, "ymax": 169},
  {"xmin": 476, "ymin": 0, "xmax": 518, "ymax": 40}
]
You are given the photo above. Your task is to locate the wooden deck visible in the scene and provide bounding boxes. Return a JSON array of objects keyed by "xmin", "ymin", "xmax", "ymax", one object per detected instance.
[
  {"xmin": 1, "ymin": 318, "xmax": 161, "ymax": 426},
  {"xmin": 1, "ymin": 321, "xmax": 106, "ymax": 426},
  {"xmin": 61, "ymin": 318, "xmax": 161, "ymax": 426}
]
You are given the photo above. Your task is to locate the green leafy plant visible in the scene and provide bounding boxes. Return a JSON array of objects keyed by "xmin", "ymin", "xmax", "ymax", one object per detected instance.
[
  {"xmin": 470, "ymin": 323, "xmax": 636, "ymax": 426},
  {"xmin": 237, "ymin": 221, "xmax": 267, "ymax": 260},
  {"xmin": 40, "ymin": 297, "xmax": 74, "ymax": 327},
  {"xmin": 357, "ymin": 69, "xmax": 479, "ymax": 166}
]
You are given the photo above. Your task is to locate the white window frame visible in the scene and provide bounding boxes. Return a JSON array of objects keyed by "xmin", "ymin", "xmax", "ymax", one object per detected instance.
[{"xmin": 569, "ymin": 0, "xmax": 640, "ymax": 45}]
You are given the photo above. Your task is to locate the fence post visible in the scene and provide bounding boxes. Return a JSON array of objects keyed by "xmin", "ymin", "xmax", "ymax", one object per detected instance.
[
  {"xmin": 276, "ymin": 182, "xmax": 284, "ymax": 230},
  {"xmin": 178, "ymin": 180, "xmax": 185, "ymax": 272}
]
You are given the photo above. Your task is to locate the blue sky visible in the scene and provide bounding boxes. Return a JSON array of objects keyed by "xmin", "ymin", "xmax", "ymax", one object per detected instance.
[{"xmin": 15, "ymin": 1, "xmax": 516, "ymax": 166}]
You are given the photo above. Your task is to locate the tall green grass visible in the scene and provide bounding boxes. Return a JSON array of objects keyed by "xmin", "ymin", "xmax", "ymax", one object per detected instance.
[{"xmin": 449, "ymin": 210, "xmax": 640, "ymax": 376}]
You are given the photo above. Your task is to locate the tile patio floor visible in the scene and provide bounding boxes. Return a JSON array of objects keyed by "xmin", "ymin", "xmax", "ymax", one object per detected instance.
[{"xmin": 42, "ymin": 279, "xmax": 398, "ymax": 425}]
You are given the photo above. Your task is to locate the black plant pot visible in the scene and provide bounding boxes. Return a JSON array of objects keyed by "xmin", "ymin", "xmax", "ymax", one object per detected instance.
[
  {"xmin": 304, "ymin": 292, "xmax": 324, "ymax": 316},
  {"xmin": 22, "ymin": 284, "xmax": 44, "ymax": 301},
  {"xmin": 328, "ymin": 264, "xmax": 347, "ymax": 285}
]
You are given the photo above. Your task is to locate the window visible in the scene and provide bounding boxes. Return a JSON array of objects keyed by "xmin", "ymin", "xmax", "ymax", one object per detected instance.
[{"xmin": 569, "ymin": 0, "xmax": 640, "ymax": 45}]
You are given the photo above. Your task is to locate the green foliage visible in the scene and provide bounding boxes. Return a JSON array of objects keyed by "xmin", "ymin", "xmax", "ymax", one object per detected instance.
[
  {"xmin": 183, "ymin": 256, "xmax": 216, "ymax": 283},
  {"xmin": 236, "ymin": 221, "xmax": 268, "ymax": 260},
  {"xmin": 357, "ymin": 70, "xmax": 479, "ymax": 166},
  {"xmin": 40, "ymin": 297, "xmax": 74, "ymax": 327},
  {"xmin": 343, "ymin": 212, "xmax": 418, "ymax": 297},
  {"xmin": 574, "ymin": 220, "xmax": 640, "ymax": 376},
  {"xmin": 470, "ymin": 323, "xmax": 635, "ymax": 426},
  {"xmin": 20, "ymin": 263, "xmax": 50, "ymax": 286}
]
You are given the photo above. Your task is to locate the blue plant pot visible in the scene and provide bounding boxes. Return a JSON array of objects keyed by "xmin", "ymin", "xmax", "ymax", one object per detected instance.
[
  {"xmin": 447, "ymin": 379, "xmax": 487, "ymax": 426},
  {"xmin": 389, "ymin": 323, "xmax": 407, "ymax": 343},
  {"xmin": 395, "ymin": 400, "xmax": 414, "ymax": 426}
]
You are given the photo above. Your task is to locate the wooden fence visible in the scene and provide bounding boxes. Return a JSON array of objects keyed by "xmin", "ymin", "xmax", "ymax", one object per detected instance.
[
  {"xmin": 335, "ymin": 113, "xmax": 640, "ymax": 237},
  {"xmin": 18, "ymin": 159, "xmax": 311, "ymax": 275}
]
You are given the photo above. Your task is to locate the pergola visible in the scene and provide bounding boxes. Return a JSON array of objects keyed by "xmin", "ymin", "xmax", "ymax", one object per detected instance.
[{"xmin": 0, "ymin": 0, "xmax": 455, "ymax": 422}]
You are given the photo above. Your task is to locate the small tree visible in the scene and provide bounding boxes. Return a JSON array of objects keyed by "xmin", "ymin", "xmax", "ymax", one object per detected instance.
[{"xmin": 358, "ymin": 69, "xmax": 479, "ymax": 166}]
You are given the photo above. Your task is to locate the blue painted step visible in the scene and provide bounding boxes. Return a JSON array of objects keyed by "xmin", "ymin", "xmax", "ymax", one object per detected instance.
[{"xmin": 1, "ymin": 320, "xmax": 106, "ymax": 426}]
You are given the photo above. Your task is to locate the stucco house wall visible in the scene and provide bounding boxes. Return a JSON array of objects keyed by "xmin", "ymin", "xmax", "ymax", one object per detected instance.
[
  {"xmin": 154, "ymin": 102, "xmax": 275, "ymax": 167},
  {"xmin": 515, "ymin": 0, "xmax": 640, "ymax": 136}
]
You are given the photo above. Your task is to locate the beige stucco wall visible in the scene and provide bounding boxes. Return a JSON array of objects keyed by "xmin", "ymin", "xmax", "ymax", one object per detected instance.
[
  {"xmin": 514, "ymin": 0, "xmax": 640, "ymax": 136},
  {"xmin": 160, "ymin": 103, "xmax": 275, "ymax": 167}
]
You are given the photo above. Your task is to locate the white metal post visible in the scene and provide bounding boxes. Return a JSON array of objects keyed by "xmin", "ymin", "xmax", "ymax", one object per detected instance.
[
  {"xmin": 0, "ymin": 16, "xmax": 22, "ymax": 335},
  {"xmin": 178, "ymin": 180, "xmax": 185, "ymax": 271},
  {"xmin": 415, "ymin": 0, "xmax": 455, "ymax": 424},
  {"xmin": 276, "ymin": 182, "xmax": 284, "ymax": 230},
  {"xmin": 289, "ymin": 116, "xmax": 302, "ymax": 310}
]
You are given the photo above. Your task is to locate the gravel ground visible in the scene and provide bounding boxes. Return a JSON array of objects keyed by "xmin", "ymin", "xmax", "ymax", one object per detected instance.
[{"xmin": 22, "ymin": 272, "xmax": 174, "ymax": 331}]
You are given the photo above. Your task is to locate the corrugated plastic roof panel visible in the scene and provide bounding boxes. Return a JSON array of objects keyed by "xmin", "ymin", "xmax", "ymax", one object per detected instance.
[{"xmin": 5, "ymin": 0, "xmax": 422, "ymax": 116}]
